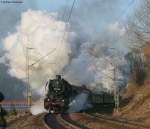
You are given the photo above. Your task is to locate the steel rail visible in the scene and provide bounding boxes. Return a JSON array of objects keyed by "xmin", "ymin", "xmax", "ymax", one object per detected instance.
[
  {"xmin": 43, "ymin": 114, "xmax": 52, "ymax": 129},
  {"xmin": 43, "ymin": 113, "xmax": 84, "ymax": 129},
  {"xmin": 84, "ymin": 113, "xmax": 150, "ymax": 129},
  {"xmin": 57, "ymin": 114, "xmax": 82, "ymax": 129}
]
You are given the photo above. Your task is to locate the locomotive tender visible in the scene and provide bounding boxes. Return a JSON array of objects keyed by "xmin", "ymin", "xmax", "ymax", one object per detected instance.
[{"xmin": 44, "ymin": 75, "xmax": 115, "ymax": 113}]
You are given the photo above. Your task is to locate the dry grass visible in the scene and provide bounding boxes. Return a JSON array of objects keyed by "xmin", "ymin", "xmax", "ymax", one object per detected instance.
[{"xmin": 6, "ymin": 113, "xmax": 47, "ymax": 129}]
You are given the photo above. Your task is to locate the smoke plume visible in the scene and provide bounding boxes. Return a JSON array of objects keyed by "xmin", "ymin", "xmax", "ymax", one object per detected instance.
[
  {"xmin": 68, "ymin": 93, "xmax": 90, "ymax": 113},
  {"xmin": 3, "ymin": 10, "xmax": 73, "ymax": 94},
  {"xmin": 30, "ymin": 98, "xmax": 47, "ymax": 115},
  {"xmin": 3, "ymin": 10, "xmax": 74, "ymax": 114}
]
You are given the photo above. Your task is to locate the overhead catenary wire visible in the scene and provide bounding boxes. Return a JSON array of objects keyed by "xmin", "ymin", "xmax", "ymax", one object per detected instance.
[
  {"xmin": 49, "ymin": 0, "xmax": 77, "ymax": 76},
  {"xmin": 54, "ymin": 0, "xmax": 76, "ymax": 65},
  {"xmin": 30, "ymin": 48, "xmax": 56, "ymax": 66},
  {"xmin": 66, "ymin": 0, "xmax": 76, "ymax": 22},
  {"xmin": 61, "ymin": 0, "xmax": 69, "ymax": 20}
]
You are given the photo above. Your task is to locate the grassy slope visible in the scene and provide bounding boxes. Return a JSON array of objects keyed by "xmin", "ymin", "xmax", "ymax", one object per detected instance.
[{"xmin": 119, "ymin": 43, "xmax": 150, "ymax": 125}]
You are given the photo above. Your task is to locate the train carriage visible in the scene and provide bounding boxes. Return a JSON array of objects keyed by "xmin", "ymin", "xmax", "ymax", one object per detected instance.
[{"xmin": 89, "ymin": 92, "xmax": 114, "ymax": 105}]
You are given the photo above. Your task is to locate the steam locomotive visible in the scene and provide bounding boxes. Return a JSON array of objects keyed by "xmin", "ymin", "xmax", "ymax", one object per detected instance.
[
  {"xmin": 44, "ymin": 75, "xmax": 115, "ymax": 113},
  {"xmin": 44, "ymin": 75, "xmax": 87, "ymax": 113}
]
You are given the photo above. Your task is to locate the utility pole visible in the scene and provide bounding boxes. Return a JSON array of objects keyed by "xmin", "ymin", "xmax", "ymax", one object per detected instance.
[
  {"xmin": 114, "ymin": 65, "xmax": 120, "ymax": 113},
  {"xmin": 26, "ymin": 47, "xmax": 33, "ymax": 107},
  {"xmin": 109, "ymin": 48, "xmax": 120, "ymax": 113}
]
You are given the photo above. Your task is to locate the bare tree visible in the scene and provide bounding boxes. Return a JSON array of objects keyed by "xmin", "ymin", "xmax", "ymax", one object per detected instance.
[
  {"xmin": 125, "ymin": 48, "xmax": 146, "ymax": 85},
  {"xmin": 127, "ymin": 0, "xmax": 150, "ymax": 46}
]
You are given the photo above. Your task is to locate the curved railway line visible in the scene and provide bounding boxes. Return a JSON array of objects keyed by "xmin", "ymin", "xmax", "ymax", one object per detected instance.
[
  {"xmin": 43, "ymin": 113, "xmax": 88, "ymax": 129},
  {"xmin": 44, "ymin": 114, "xmax": 65, "ymax": 129},
  {"xmin": 84, "ymin": 113, "xmax": 150, "ymax": 129}
]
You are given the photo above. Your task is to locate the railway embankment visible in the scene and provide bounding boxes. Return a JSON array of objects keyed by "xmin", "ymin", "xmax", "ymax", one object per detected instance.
[{"xmin": 117, "ymin": 43, "xmax": 150, "ymax": 126}]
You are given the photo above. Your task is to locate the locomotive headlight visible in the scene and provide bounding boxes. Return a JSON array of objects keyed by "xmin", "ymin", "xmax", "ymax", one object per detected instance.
[
  {"xmin": 51, "ymin": 110, "xmax": 54, "ymax": 114},
  {"xmin": 62, "ymin": 99, "xmax": 64, "ymax": 102},
  {"xmin": 47, "ymin": 99, "xmax": 50, "ymax": 101}
]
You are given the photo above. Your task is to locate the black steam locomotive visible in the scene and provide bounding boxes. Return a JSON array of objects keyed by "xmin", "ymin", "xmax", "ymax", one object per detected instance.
[
  {"xmin": 44, "ymin": 75, "xmax": 115, "ymax": 113},
  {"xmin": 44, "ymin": 75, "xmax": 86, "ymax": 113}
]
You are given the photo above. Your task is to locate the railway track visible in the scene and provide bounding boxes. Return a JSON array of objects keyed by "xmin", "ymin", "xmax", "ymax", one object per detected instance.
[
  {"xmin": 44, "ymin": 112, "xmax": 150, "ymax": 129},
  {"xmin": 43, "ymin": 113, "xmax": 88, "ymax": 129},
  {"xmin": 61, "ymin": 114, "xmax": 89, "ymax": 129},
  {"xmin": 44, "ymin": 114, "xmax": 65, "ymax": 129},
  {"xmin": 84, "ymin": 113, "xmax": 150, "ymax": 129}
]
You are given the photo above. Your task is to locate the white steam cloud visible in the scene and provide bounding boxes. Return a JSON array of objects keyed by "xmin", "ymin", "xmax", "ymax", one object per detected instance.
[
  {"xmin": 30, "ymin": 98, "xmax": 47, "ymax": 115},
  {"xmin": 3, "ymin": 10, "xmax": 72, "ymax": 93},
  {"xmin": 68, "ymin": 93, "xmax": 89, "ymax": 113},
  {"xmin": 3, "ymin": 10, "xmax": 74, "ymax": 114}
]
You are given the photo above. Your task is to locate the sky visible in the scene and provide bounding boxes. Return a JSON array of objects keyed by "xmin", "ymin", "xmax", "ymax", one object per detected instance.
[
  {"xmin": 0, "ymin": 0, "xmax": 138, "ymax": 45},
  {"xmin": 0, "ymin": 0, "xmax": 66, "ymax": 10},
  {"xmin": 0, "ymin": 0, "xmax": 67, "ymax": 42}
]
